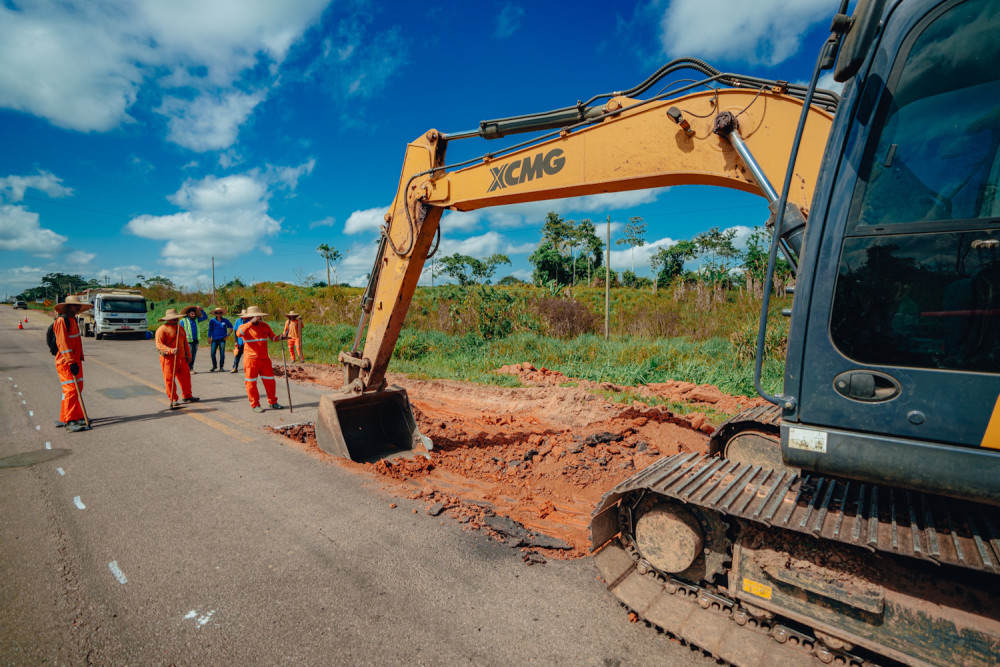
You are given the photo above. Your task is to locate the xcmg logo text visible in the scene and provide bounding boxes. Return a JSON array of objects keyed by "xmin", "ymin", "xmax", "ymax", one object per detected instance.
[{"xmin": 488, "ymin": 148, "xmax": 565, "ymax": 192}]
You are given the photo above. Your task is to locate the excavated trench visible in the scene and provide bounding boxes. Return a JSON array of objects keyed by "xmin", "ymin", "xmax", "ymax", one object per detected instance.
[{"xmin": 270, "ymin": 362, "xmax": 765, "ymax": 561}]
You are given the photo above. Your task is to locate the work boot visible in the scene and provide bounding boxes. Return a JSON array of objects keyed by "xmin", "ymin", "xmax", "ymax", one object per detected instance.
[
  {"xmin": 55, "ymin": 420, "xmax": 66, "ymax": 428},
  {"xmin": 269, "ymin": 403, "xmax": 284, "ymax": 410},
  {"xmin": 252, "ymin": 406, "xmax": 264, "ymax": 413},
  {"xmin": 210, "ymin": 367, "xmax": 216, "ymax": 372},
  {"xmin": 230, "ymin": 368, "xmax": 238, "ymax": 373},
  {"xmin": 182, "ymin": 396, "xmax": 200, "ymax": 403},
  {"xmin": 66, "ymin": 422, "xmax": 91, "ymax": 432}
]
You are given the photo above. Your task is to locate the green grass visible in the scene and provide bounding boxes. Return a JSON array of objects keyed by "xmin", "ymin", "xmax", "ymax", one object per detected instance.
[
  {"xmin": 137, "ymin": 282, "xmax": 788, "ymax": 401},
  {"xmin": 588, "ymin": 387, "xmax": 732, "ymax": 424}
]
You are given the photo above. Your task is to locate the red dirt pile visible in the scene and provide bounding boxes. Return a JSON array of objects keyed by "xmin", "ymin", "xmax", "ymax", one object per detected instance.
[{"xmin": 267, "ymin": 362, "xmax": 736, "ymax": 559}]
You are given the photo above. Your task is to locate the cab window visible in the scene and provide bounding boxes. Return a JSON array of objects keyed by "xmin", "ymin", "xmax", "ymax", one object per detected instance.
[{"xmin": 831, "ymin": 0, "xmax": 1000, "ymax": 373}]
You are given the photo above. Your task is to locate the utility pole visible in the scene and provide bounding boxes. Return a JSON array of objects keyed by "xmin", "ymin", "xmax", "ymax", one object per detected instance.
[
  {"xmin": 212, "ymin": 256, "xmax": 216, "ymax": 302},
  {"xmin": 605, "ymin": 215, "xmax": 610, "ymax": 340}
]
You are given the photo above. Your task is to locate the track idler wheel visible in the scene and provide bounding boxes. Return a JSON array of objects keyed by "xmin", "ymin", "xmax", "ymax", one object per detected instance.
[{"xmin": 634, "ymin": 505, "xmax": 704, "ymax": 574}]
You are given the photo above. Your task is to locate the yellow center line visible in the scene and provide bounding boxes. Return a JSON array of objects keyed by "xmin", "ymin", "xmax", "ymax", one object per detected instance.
[{"xmin": 88, "ymin": 357, "xmax": 255, "ymax": 443}]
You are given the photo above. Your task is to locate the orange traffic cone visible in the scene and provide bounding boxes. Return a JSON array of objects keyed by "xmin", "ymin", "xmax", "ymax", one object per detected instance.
[{"xmin": 18, "ymin": 321, "xmax": 23, "ymax": 329}]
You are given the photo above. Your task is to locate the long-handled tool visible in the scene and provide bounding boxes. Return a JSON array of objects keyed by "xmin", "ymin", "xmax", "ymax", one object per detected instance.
[
  {"xmin": 280, "ymin": 341, "xmax": 294, "ymax": 413},
  {"xmin": 70, "ymin": 372, "xmax": 90, "ymax": 428},
  {"xmin": 169, "ymin": 332, "xmax": 183, "ymax": 410}
]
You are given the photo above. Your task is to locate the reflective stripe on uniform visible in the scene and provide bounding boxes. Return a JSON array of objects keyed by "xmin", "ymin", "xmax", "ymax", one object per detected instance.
[
  {"xmin": 68, "ymin": 333, "xmax": 80, "ymax": 338},
  {"xmin": 245, "ymin": 375, "xmax": 258, "ymax": 381},
  {"xmin": 243, "ymin": 338, "xmax": 268, "ymax": 343},
  {"xmin": 60, "ymin": 379, "xmax": 75, "ymax": 385},
  {"xmin": 60, "ymin": 349, "xmax": 72, "ymax": 354},
  {"xmin": 259, "ymin": 375, "xmax": 275, "ymax": 380}
]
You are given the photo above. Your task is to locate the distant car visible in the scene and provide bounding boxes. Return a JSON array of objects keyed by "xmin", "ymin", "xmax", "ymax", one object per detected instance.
[{"xmin": 13, "ymin": 300, "xmax": 27, "ymax": 310}]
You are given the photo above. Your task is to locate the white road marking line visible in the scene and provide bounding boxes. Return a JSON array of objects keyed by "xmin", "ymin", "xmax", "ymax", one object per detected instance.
[
  {"xmin": 21, "ymin": 400, "xmax": 26, "ymax": 405},
  {"xmin": 183, "ymin": 610, "xmax": 216, "ymax": 627},
  {"xmin": 45, "ymin": 442, "xmax": 51, "ymax": 450},
  {"xmin": 35, "ymin": 425, "xmax": 40, "ymax": 431},
  {"xmin": 57, "ymin": 467, "xmax": 65, "ymax": 476},
  {"xmin": 17, "ymin": 392, "xmax": 21, "ymax": 396},
  {"xmin": 73, "ymin": 496, "xmax": 86, "ymax": 510},
  {"xmin": 108, "ymin": 561, "xmax": 128, "ymax": 585},
  {"xmin": 29, "ymin": 410, "xmax": 33, "ymax": 416}
]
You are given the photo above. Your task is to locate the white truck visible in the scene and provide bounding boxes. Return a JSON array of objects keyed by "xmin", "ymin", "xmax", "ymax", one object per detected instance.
[{"xmin": 76, "ymin": 289, "xmax": 149, "ymax": 339}]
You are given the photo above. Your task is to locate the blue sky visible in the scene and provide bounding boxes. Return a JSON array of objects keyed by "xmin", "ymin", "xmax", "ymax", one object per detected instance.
[{"xmin": 0, "ymin": 0, "xmax": 846, "ymax": 297}]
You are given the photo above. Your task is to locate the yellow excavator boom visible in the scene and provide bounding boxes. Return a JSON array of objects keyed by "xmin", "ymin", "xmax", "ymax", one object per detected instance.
[{"xmin": 317, "ymin": 86, "xmax": 833, "ymax": 462}]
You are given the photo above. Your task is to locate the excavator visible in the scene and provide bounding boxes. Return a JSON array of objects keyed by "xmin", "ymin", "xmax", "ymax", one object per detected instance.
[{"xmin": 316, "ymin": 0, "xmax": 1000, "ymax": 664}]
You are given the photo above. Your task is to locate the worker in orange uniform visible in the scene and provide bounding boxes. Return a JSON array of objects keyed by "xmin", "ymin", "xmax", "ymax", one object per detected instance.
[
  {"xmin": 236, "ymin": 305, "xmax": 287, "ymax": 413},
  {"xmin": 53, "ymin": 295, "xmax": 91, "ymax": 432},
  {"xmin": 155, "ymin": 308, "xmax": 200, "ymax": 405},
  {"xmin": 282, "ymin": 310, "xmax": 304, "ymax": 362}
]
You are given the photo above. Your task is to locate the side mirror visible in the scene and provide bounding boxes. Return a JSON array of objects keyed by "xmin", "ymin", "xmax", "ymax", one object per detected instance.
[{"xmin": 834, "ymin": 0, "xmax": 887, "ymax": 82}]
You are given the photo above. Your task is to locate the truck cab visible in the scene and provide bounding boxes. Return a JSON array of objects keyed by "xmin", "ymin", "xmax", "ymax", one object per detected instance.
[{"xmin": 79, "ymin": 290, "xmax": 149, "ymax": 339}]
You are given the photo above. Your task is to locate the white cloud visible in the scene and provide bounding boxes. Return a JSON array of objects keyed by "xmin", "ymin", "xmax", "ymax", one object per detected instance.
[
  {"xmin": 0, "ymin": 170, "xmax": 73, "ymax": 202},
  {"xmin": 0, "ymin": 0, "xmax": 328, "ymax": 146},
  {"xmin": 158, "ymin": 90, "xmax": 266, "ymax": 152},
  {"xmin": 344, "ymin": 206, "xmax": 387, "ymax": 235},
  {"xmin": 434, "ymin": 188, "xmax": 669, "ymax": 232},
  {"xmin": 0, "ymin": 205, "xmax": 67, "ymax": 256},
  {"xmin": 95, "ymin": 265, "xmax": 144, "ymax": 282},
  {"xmin": 126, "ymin": 172, "xmax": 286, "ymax": 276},
  {"xmin": 308, "ymin": 20, "xmax": 408, "ymax": 104},
  {"xmin": 266, "ymin": 159, "xmax": 316, "ymax": 190},
  {"xmin": 309, "ymin": 216, "xmax": 336, "ymax": 229},
  {"xmin": 609, "ymin": 224, "xmax": 756, "ymax": 273},
  {"xmin": 0, "ymin": 265, "xmax": 46, "ymax": 296},
  {"xmin": 65, "ymin": 250, "xmax": 97, "ymax": 267},
  {"xmin": 339, "ymin": 242, "xmax": 380, "ymax": 287},
  {"xmin": 817, "ymin": 71, "xmax": 846, "ymax": 96},
  {"xmin": 494, "ymin": 4, "xmax": 525, "ymax": 39},
  {"xmin": 437, "ymin": 231, "xmax": 530, "ymax": 258},
  {"xmin": 658, "ymin": 0, "xmax": 830, "ymax": 66}
]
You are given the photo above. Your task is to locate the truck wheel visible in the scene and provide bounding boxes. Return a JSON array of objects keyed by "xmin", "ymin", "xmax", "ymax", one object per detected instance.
[{"xmin": 95, "ymin": 333, "xmax": 103, "ymax": 340}]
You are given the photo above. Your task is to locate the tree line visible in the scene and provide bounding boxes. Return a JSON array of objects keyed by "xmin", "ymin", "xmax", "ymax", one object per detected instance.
[{"xmin": 436, "ymin": 211, "xmax": 790, "ymax": 291}]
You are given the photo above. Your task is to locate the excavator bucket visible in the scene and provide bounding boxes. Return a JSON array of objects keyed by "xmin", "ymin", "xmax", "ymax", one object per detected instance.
[{"xmin": 315, "ymin": 386, "xmax": 432, "ymax": 463}]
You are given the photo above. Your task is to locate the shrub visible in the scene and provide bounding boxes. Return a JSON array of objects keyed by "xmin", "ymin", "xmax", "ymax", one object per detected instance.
[{"xmin": 533, "ymin": 297, "xmax": 598, "ymax": 338}]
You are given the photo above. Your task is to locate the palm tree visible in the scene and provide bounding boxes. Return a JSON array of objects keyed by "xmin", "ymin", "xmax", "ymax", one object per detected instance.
[{"xmin": 317, "ymin": 244, "xmax": 342, "ymax": 286}]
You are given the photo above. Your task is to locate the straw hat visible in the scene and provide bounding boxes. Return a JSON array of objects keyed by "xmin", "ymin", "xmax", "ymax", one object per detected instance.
[
  {"xmin": 211, "ymin": 307, "xmax": 225, "ymax": 315},
  {"xmin": 285, "ymin": 310, "xmax": 300, "ymax": 318},
  {"xmin": 180, "ymin": 305, "xmax": 202, "ymax": 316},
  {"xmin": 159, "ymin": 308, "xmax": 182, "ymax": 322},
  {"xmin": 244, "ymin": 305, "xmax": 268, "ymax": 318},
  {"xmin": 54, "ymin": 295, "xmax": 93, "ymax": 314}
]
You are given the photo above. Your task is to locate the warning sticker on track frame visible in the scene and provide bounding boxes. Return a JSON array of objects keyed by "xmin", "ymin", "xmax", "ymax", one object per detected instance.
[
  {"xmin": 787, "ymin": 426, "xmax": 828, "ymax": 453},
  {"xmin": 742, "ymin": 577, "xmax": 773, "ymax": 600}
]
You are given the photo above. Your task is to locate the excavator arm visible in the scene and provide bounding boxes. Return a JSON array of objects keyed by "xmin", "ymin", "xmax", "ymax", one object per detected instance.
[{"xmin": 318, "ymin": 85, "xmax": 833, "ymax": 462}]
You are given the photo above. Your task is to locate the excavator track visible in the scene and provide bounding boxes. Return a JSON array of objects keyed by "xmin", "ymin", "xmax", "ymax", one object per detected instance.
[
  {"xmin": 591, "ymin": 426, "xmax": 1000, "ymax": 665},
  {"xmin": 601, "ymin": 452, "xmax": 1000, "ymax": 573},
  {"xmin": 594, "ymin": 543, "xmax": 878, "ymax": 666}
]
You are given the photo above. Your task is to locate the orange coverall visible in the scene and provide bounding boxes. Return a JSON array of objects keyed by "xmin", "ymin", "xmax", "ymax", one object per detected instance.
[
  {"xmin": 155, "ymin": 323, "xmax": 193, "ymax": 401},
  {"xmin": 236, "ymin": 320, "xmax": 281, "ymax": 407},
  {"xmin": 283, "ymin": 318, "xmax": 303, "ymax": 361},
  {"xmin": 53, "ymin": 315, "xmax": 85, "ymax": 423}
]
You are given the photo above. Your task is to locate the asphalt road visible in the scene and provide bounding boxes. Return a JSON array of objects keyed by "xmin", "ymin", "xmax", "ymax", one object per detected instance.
[{"xmin": 0, "ymin": 307, "xmax": 712, "ymax": 666}]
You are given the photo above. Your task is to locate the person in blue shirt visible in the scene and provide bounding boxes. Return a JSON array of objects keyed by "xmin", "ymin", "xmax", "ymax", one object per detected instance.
[
  {"xmin": 231, "ymin": 310, "xmax": 247, "ymax": 373},
  {"xmin": 179, "ymin": 305, "xmax": 207, "ymax": 372},
  {"xmin": 207, "ymin": 307, "xmax": 234, "ymax": 372}
]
